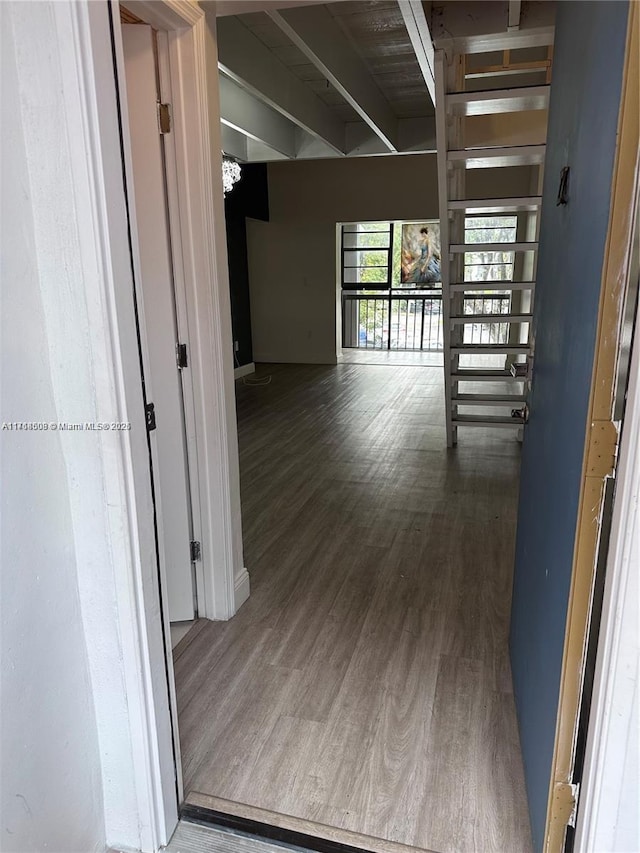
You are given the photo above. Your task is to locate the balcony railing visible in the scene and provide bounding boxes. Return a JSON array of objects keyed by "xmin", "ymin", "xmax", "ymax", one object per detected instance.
[
  {"xmin": 462, "ymin": 295, "xmax": 513, "ymax": 345},
  {"xmin": 342, "ymin": 293, "xmax": 512, "ymax": 351}
]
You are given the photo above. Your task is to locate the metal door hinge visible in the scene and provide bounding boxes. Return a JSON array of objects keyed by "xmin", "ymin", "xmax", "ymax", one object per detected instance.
[
  {"xmin": 145, "ymin": 402, "xmax": 156, "ymax": 432},
  {"xmin": 177, "ymin": 343, "xmax": 188, "ymax": 369},
  {"xmin": 190, "ymin": 540, "xmax": 201, "ymax": 562},
  {"xmin": 157, "ymin": 102, "xmax": 171, "ymax": 134},
  {"xmin": 568, "ymin": 782, "xmax": 580, "ymax": 828}
]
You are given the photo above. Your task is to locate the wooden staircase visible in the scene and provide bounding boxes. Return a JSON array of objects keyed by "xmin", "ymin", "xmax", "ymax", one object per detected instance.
[{"xmin": 435, "ymin": 45, "xmax": 553, "ymax": 446}]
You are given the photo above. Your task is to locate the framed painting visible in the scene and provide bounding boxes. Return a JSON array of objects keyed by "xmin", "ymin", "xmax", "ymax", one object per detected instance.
[{"xmin": 400, "ymin": 222, "xmax": 441, "ymax": 286}]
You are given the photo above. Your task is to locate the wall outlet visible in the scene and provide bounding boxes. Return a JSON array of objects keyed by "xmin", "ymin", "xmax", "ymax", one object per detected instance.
[{"xmin": 234, "ymin": 340, "xmax": 239, "ymax": 352}]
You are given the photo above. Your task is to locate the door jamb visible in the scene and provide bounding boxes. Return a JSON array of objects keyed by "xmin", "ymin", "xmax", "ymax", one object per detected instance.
[
  {"xmin": 113, "ymin": 0, "xmax": 246, "ymax": 626},
  {"xmin": 68, "ymin": 0, "xmax": 245, "ymax": 846},
  {"xmin": 154, "ymin": 28, "xmax": 205, "ymax": 620},
  {"xmin": 573, "ymin": 187, "xmax": 639, "ymax": 850}
]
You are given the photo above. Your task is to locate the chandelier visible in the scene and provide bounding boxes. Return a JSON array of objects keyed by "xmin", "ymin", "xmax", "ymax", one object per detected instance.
[{"xmin": 222, "ymin": 155, "xmax": 241, "ymax": 196}]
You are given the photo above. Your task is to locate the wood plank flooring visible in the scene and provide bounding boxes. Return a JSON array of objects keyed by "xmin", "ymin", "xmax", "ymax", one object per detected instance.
[{"xmin": 175, "ymin": 363, "xmax": 533, "ymax": 853}]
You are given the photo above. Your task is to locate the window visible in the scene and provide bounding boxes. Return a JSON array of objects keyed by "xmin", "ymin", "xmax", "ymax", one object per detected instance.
[
  {"xmin": 463, "ymin": 215, "xmax": 517, "ymax": 283},
  {"xmin": 341, "ymin": 220, "xmax": 443, "ymax": 351},
  {"xmin": 341, "ymin": 222, "xmax": 393, "ymax": 290},
  {"xmin": 462, "ymin": 215, "xmax": 517, "ymax": 345}
]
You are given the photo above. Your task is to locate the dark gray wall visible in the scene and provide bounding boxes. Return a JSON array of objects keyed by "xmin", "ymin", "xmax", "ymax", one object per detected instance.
[
  {"xmin": 509, "ymin": 2, "xmax": 629, "ymax": 850},
  {"xmin": 224, "ymin": 163, "xmax": 269, "ymax": 367}
]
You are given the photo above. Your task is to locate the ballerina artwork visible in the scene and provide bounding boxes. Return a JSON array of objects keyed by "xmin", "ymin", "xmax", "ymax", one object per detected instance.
[{"xmin": 401, "ymin": 222, "xmax": 442, "ymax": 285}]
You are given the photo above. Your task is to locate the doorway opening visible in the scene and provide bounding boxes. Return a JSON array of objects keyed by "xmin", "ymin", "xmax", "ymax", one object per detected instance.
[{"xmin": 109, "ymin": 3, "xmax": 636, "ymax": 849}]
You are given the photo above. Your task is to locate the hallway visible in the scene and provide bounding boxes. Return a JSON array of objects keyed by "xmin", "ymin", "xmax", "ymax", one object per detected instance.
[{"xmin": 175, "ymin": 363, "xmax": 532, "ymax": 853}]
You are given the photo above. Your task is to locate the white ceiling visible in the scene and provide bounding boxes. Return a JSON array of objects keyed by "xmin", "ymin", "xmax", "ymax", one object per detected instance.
[{"xmin": 208, "ymin": 0, "xmax": 555, "ymax": 163}]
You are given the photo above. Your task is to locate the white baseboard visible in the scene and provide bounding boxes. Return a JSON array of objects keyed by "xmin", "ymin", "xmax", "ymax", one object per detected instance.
[
  {"xmin": 234, "ymin": 568, "xmax": 250, "ymax": 611},
  {"xmin": 234, "ymin": 362, "xmax": 255, "ymax": 379}
]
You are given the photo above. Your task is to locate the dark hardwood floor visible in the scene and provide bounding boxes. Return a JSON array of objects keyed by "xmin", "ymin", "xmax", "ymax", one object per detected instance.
[{"xmin": 174, "ymin": 362, "xmax": 533, "ymax": 853}]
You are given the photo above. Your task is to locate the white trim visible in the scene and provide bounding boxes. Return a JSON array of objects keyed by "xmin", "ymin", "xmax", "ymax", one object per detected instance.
[
  {"xmin": 574, "ymin": 251, "xmax": 640, "ymax": 850},
  {"xmin": 108, "ymin": 0, "xmax": 247, "ymax": 843},
  {"xmin": 42, "ymin": 0, "xmax": 246, "ymax": 848},
  {"xmin": 126, "ymin": 0, "xmax": 244, "ymax": 629},
  {"xmin": 155, "ymin": 28, "xmax": 205, "ymax": 627},
  {"xmin": 78, "ymin": 4, "xmax": 179, "ymax": 847},
  {"xmin": 234, "ymin": 362, "xmax": 256, "ymax": 379},
  {"xmin": 30, "ymin": 3, "xmax": 180, "ymax": 848},
  {"xmin": 234, "ymin": 569, "xmax": 251, "ymax": 611}
]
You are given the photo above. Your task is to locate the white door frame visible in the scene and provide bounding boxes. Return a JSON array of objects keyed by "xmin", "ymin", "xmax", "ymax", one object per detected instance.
[
  {"xmin": 110, "ymin": 0, "xmax": 249, "ymax": 830},
  {"xmin": 574, "ymin": 262, "xmax": 640, "ymax": 851},
  {"xmin": 57, "ymin": 0, "xmax": 245, "ymax": 848},
  {"xmin": 112, "ymin": 0, "xmax": 247, "ymax": 624}
]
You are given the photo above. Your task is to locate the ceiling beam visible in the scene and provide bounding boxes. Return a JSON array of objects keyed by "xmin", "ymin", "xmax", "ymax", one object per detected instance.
[
  {"xmin": 221, "ymin": 124, "xmax": 248, "ymax": 161},
  {"xmin": 246, "ymin": 117, "xmax": 435, "ymax": 162},
  {"xmin": 216, "ymin": 15, "xmax": 345, "ymax": 154},
  {"xmin": 246, "ymin": 140, "xmax": 291, "ymax": 161},
  {"xmin": 398, "ymin": 0, "xmax": 436, "ymax": 108},
  {"xmin": 431, "ymin": 1, "xmax": 555, "ymax": 52},
  {"xmin": 267, "ymin": 5, "xmax": 399, "ymax": 152},
  {"xmin": 219, "ymin": 74, "xmax": 297, "ymax": 159}
]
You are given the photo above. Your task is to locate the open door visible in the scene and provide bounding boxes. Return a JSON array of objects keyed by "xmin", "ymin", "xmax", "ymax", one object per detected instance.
[{"xmin": 121, "ymin": 22, "xmax": 196, "ymax": 623}]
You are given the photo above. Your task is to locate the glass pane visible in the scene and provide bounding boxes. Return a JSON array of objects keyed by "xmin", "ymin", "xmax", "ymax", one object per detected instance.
[
  {"xmin": 343, "ymin": 230, "xmax": 391, "ymax": 249},
  {"xmin": 465, "ymin": 215, "xmax": 517, "ymax": 229},
  {"xmin": 359, "ymin": 267, "xmax": 389, "ymax": 285},
  {"xmin": 464, "ymin": 227, "xmax": 517, "ymax": 244},
  {"xmin": 343, "ymin": 250, "xmax": 389, "ymax": 268},
  {"xmin": 465, "ymin": 250, "xmax": 515, "ymax": 263},
  {"xmin": 464, "ymin": 263, "xmax": 514, "ymax": 282},
  {"xmin": 357, "ymin": 222, "xmax": 390, "ymax": 232},
  {"xmin": 465, "ymin": 214, "xmax": 517, "ymax": 248}
]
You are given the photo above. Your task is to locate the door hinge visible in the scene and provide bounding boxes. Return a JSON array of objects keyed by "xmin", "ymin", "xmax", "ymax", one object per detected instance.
[
  {"xmin": 586, "ymin": 420, "xmax": 619, "ymax": 478},
  {"xmin": 145, "ymin": 402, "xmax": 157, "ymax": 432},
  {"xmin": 190, "ymin": 540, "xmax": 201, "ymax": 562},
  {"xmin": 568, "ymin": 782, "xmax": 580, "ymax": 828},
  {"xmin": 176, "ymin": 342, "xmax": 188, "ymax": 369},
  {"xmin": 157, "ymin": 102, "xmax": 171, "ymax": 134}
]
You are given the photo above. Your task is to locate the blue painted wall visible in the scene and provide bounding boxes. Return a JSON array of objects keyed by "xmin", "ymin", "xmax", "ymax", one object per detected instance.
[{"xmin": 509, "ymin": 2, "xmax": 629, "ymax": 850}]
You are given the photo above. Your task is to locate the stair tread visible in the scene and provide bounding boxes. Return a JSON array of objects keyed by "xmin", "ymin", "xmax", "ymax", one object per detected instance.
[
  {"xmin": 453, "ymin": 394, "xmax": 527, "ymax": 404},
  {"xmin": 452, "ymin": 343, "xmax": 531, "ymax": 352},
  {"xmin": 452, "ymin": 413, "xmax": 525, "ymax": 426},
  {"xmin": 448, "ymin": 145, "xmax": 546, "ymax": 169},
  {"xmin": 448, "ymin": 196, "xmax": 542, "ymax": 212},
  {"xmin": 451, "ymin": 414, "xmax": 523, "ymax": 426},
  {"xmin": 447, "ymin": 85, "xmax": 550, "ymax": 116},
  {"xmin": 451, "ymin": 370, "xmax": 524, "ymax": 380}
]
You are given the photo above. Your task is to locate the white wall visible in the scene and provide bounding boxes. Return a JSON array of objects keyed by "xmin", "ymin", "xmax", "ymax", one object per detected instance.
[
  {"xmin": 247, "ymin": 156, "xmax": 536, "ymax": 364},
  {"xmin": 203, "ymin": 8, "xmax": 249, "ymax": 611},
  {"xmin": 1, "ymin": 7, "xmax": 106, "ymax": 850}
]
